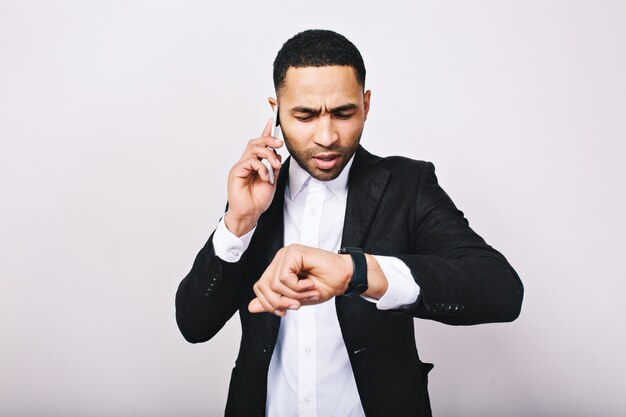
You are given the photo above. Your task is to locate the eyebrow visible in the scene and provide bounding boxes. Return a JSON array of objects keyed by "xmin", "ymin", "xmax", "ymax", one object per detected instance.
[{"xmin": 290, "ymin": 103, "xmax": 358, "ymax": 115}]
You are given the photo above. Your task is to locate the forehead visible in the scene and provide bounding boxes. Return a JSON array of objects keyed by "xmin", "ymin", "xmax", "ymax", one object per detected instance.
[{"xmin": 279, "ymin": 66, "xmax": 363, "ymax": 105}]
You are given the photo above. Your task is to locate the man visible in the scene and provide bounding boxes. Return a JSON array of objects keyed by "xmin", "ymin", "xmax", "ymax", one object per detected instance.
[{"xmin": 176, "ymin": 29, "xmax": 523, "ymax": 417}]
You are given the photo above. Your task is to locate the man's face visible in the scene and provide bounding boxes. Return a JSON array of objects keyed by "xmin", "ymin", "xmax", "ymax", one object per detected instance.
[{"xmin": 276, "ymin": 66, "xmax": 371, "ymax": 181}]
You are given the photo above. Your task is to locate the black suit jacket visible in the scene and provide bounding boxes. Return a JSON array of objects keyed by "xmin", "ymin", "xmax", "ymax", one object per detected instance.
[{"xmin": 176, "ymin": 146, "xmax": 523, "ymax": 417}]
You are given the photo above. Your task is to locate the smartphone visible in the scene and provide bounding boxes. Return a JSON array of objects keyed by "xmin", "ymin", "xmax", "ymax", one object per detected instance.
[
  {"xmin": 264, "ymin": 105, "xmax": 282, "ymax": 184},
  {"xmin": 271, "ymin": 105, "xmax": 281, "ymax": 139}
]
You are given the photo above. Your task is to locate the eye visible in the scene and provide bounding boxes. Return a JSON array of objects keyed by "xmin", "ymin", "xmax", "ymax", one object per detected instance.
[
  {"xmin": 295, "ymin": 115, "xmax": 314, "ymax": 122},
  {"xmin": 334, "ymin": 113, "xmax": 353, "ymax": 119}
]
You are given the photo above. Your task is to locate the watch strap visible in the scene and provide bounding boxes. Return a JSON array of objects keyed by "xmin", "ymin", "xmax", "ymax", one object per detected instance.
[{"xmin": 339, "ymin": 247, "xmax": 368, "ymax": 296}]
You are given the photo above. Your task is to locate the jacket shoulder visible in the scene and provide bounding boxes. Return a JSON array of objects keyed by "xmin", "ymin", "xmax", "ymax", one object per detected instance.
[
  {"xmin": 359, "ymin": 146, "xmax": 431, "ymax": 172},
  {"xmin": 365, "ymin": 151, "xmax": 434, "ymax": 184},
  {"xmin": 377, "ymin": 155, "xmax": 431, "ymax": 171}
]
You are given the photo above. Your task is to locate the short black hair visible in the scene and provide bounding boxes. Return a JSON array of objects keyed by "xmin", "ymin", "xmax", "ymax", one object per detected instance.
[{"xmin": 273, "ymin": 29, "xmax": 366, "ymax": 94}]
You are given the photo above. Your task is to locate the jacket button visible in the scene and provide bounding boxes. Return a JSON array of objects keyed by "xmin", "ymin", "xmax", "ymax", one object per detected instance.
[
  {"xmin": 444, "ymin": 304, "xmax": 453, "ymax": 312},
  {"xmin": 262, "ymin": 344, "xmax": 273, "ymax": 354}
]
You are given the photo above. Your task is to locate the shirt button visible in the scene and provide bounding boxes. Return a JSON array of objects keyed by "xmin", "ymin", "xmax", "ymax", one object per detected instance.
[
  {"xmin": 304, "ymin": 346, "xmax": 311, "ymax": 355},
  {"xmin": 309, "ymin": 209, "xmax": 316, "ymax": 217},
  {"xmin": 303, "ymin": 396, "xmax": 311, "ymax": 404},
  {"xmin": 231, "ymin": 249, "xmax": 240, "ymax": 257}
]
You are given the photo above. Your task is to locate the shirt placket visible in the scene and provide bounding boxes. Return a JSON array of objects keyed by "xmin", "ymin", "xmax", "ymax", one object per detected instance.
[{"xmin": 297, "ymin": 179, "xmax": 326, "ymax": 417}]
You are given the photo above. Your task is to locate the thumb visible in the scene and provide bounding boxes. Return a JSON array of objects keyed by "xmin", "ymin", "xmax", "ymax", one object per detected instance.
[{"xmin": 248, "ymin": 298, "xmax": 264, "ymax": 313}]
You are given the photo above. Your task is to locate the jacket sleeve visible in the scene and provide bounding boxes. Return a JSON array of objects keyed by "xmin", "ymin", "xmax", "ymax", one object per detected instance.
[
  {"xmin": 175, "ymin": 232, "xmax": 245, "ymax": 343},
  {"xmin": 394, "ymin": 162, "xmax": 524, "ymax": 325}
]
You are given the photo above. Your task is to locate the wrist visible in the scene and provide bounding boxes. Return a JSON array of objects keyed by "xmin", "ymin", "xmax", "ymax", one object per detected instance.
[
  {"xmin": 339, "ymin": 254, "xmax": 355, "ymax": 293},
  {"xmin": 224, "ymin": 212, "xmax": 258, "ymax": 237},
  {"xmin": 362, "ymin": 255, "xmax": 388, "ymax": 299}
]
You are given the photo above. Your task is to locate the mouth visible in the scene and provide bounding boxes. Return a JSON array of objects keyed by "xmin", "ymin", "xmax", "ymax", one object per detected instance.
[{"xmin": 312, "ymin": 153, "xmax": 341, "ymax": 170}]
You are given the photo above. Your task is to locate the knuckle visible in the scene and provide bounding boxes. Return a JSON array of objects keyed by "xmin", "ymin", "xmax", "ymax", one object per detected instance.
[
  {"xmin": 285, "ymin": 244, "xmax": 301, "ymax": 255},
  {"xmin": 278, "ymin": 273, "xmax": 288, "ymax": 284}
]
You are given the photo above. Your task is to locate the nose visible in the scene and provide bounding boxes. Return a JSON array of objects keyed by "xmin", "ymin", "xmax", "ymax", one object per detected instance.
[{"xmin": 313, "ymin": 116, "xmax": 339, "ymax": 148}]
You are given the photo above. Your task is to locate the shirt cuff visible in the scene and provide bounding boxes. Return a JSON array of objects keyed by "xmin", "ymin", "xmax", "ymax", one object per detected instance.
[
  {"xmin": 361, "ymin": 256, "xmax": 420, "ymax": 310},
  {"xmin": 212, "ymin": 215, "xmax": 256, "ymax": 263}
]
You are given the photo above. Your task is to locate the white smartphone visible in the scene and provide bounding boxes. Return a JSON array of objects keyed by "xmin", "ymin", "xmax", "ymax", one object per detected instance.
[
  {"xmin": 271, "ymin": 105, "xmax": 281, "ymax": 139},
  {"xmin": 264, "ymin": 105, "xmax": 282, "ymax": 184}
]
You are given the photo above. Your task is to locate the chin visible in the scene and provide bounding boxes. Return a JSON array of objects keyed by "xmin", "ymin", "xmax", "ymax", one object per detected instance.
[{"xmin": 310, "ymin": 170, "xmax": 341, "ymax": 181}]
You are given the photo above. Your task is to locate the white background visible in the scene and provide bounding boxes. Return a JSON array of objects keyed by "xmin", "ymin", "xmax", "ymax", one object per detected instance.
[{"xmin": 1, "ymin": 1, "xmax": 625, "ymax": 416}]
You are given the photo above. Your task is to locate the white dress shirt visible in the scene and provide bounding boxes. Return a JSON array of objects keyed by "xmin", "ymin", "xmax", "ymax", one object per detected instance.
[{"xmin": 213, "ymin": 156, "xmax": 420, "ymax": 416}]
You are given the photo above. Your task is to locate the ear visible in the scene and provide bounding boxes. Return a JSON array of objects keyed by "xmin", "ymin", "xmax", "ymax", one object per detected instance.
[
  {"xmin": 268, "ymin": 97, "xmax": 277, "ymax": 111},
  {"xmin": 363, "ymin": 90, "xmax": 371, "ymax": 121}
]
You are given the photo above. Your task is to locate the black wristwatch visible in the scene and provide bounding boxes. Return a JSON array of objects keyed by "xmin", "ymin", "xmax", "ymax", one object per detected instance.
[{"xmin": 339, "ymin": 247, "xmax": 368, "ymax": 296}]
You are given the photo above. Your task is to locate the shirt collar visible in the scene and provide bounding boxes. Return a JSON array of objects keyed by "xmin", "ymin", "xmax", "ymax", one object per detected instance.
[{"xmin": 288, "ymin": 154, "xmax": 355, "ymax": 203}]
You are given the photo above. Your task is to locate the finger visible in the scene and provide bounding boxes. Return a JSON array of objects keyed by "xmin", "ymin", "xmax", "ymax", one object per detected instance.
[
  {"xmin": 271, "ymin": 154, "xmax": 283, "ymax": 179},
  {"xmin": 272, "ymin": 278, "xmax": 318, "ymax": 299},
  {"xmin": 299, "ymin": 297, "xmax": 322, "ymax": 307},
  {"xmin": 268, "ymin": 278, "xmax": 318, "ymax": 300},
  {"xmin": 241, "ymin": 143, "xmax": 283, "ymax": 170},
  {"xmin": 261, "ymin": 118, "xmax": 272, "ymax": 137},
  {"xmin": 253, "ymin": 288, "xmax": 298, "ymax": 316},
  {"xmin": 296, "ymin": 278, "xmax": 317, "ymax": 292},
  {"xmin": 272, "ymin": 267, "xmax": 302, "ymax": 292},
  {"xmin": 245, "ymin": 136, "xmax": 284, "ymax": 154},
  {"xmin": 243, "ymin": 145, "xmax": 282, "ymax": 168},
  {"xmin": 267, "ymin": 260, "xmax": 318, "ymax": 300},
  {"xmin": 294, "ymin": 278, "xmax": 320, "ymax": 301},
  {"xmin": 232, "ymin": 158, "xmax": 271, "ymax": 182},
  {"xmin": 252, "ymin": 275, "xmax": 283, "ymax": 313},
  {"xmin": 272, "ymin": 165, "xmax": 281, "ymax": 183},
  {"xmin": 267, "ymin": 147, "xmax": 283, "ymax": 169},
  {"xmin": 259, "ymin": 282, "xmax": 302, "ymax": 312},
  {"xmin": 249, "ymin": 298, "xmax": 271, "ymax": 314},
  {"xmin": 254, "ymin": 266, "xmax": 306, "ymax": 311},
  {"xmin": 252, "ymin": 286, "xmax": 282, "ymax": 315}
]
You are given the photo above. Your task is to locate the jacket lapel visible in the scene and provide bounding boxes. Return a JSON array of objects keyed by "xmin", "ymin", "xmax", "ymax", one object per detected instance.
[{"xmin": 341, "ymin": 146, "xmax": 391, "ymax": 248}]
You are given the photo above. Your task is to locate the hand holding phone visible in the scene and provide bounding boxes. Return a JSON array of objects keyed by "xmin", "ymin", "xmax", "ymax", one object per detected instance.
[{"xmin": 225, "ymin": 117, "xmax": 282, "ymax": 236}]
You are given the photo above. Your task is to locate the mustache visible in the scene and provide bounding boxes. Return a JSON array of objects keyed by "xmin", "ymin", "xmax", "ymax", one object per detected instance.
[{"xmin": 300, "ymin": 144, "xmax": 349, "ymax": 158}]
